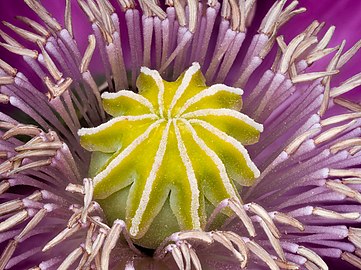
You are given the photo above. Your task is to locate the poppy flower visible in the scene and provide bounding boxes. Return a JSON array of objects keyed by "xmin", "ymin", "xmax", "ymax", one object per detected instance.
[{"xmin": 0, "ymin": 1, "xmax": 361, "ymax": 269}]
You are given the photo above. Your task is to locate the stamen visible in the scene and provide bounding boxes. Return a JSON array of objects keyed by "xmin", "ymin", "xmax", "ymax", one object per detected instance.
[
  {"xmin": 187, "ymin": 0, "xmax": 198, "ymax": 32},
  {"xmin": 0, "ymin": 59, "xmax": 17, "ymax": 76},
  {"xmin": 101, "ymin": 220, "xmax": 123, "ymax": 270},
  {"xmin": 196, "ymin": 4, "xmax": 219, "ymax": 66},
  {"xmin": 260, "ymin": 0, "xmax": 286, "ymax": 36},
  {"xmin": 342, "ymin": 178, "xmax": 361, "ymax": 185},
  {"xmin": 259, "ymin": 219, "xmax": 286, "ymax": 261},
  {"xmin": 227, "ymin": 0, "xmax": 240, "ymax": 31},
  {"xmin": 159, "ymin": 30, "xmax": 192, "ymax": 72},
  {"xmin": 247, "ymin": 203, "xmax": 280, "ymax": 238},
  {"xmin": 0, "ymin": 76, "xmax": 14, "ymax": 85},
  {"xmin": 42, "ymin": 223, "xmax": 82, "ymax": 252},
  {"xmin": 319, "ymin": 41, "xmax": 345, "ymax": 115},
  {"xmin": 24, "ymin": 0, "xmax": 62, "ymax": 32},
  {"xmin": 330, "ymin": 138, "xmax": 361, "ymax": 154},
  {"xmin": 65, "ymin": 0, "xmax": 73, "ymax": 37},
  {"xmin": 293, "ymin": 36, "xmax": 318, "ymax": 62},
  {"xmin": 173, "ymin": 0, "xmax": 186, "ymax": 27},
  {"xmin": 77, "ymin": 0, "xmax": 96, "ymax": 22},
  {"xmin": 315, "ymin": 26, "xmax": 335, "ymax": 51},
  {"xmin": 0, "ymin": 240, "xmax": 17, "ymax": 270},
  {"xmin": 2, "ymin": 124, "xmax": 41, "ymax": 139},
  {"xmin": 349, "ymin": 228, "xmax": 361, "ymax": 249},
  {"xmin": 273, "ymin": 212, "xmax": 304, "ymax": 231},
  {"xmin": 12, "ymin": 150, "xmax": 57, "ymax": 164},
  {"xmin": 37, "ymin": 41, "xmax": 63, "ymax": 81},
  {"xmin": 0, "ymin": 29, "xmax": 22, "ymax": 47},
  {"xmin": 349, "ymin": 146, "xmax": 361, "ymax": 156},
  {"xmin": 84, "ymin": 222, "xmax": 96, "ymax": 254},
  {"xmin": 275, "ymin": 259, "xmax": 300, "ymax": 270},
  {"xmin": 0, "ymin": 181, "xmax": 10, "ymax": 195},
  {"xmin": 296, "ymin": 247, "xmax": 328, "ymax": 270},
  {"xmin": 338, "ymin": 39, "xmax": 361, "ymax": 69},
  {"xmin": 81, "ymin": 178, "xmax": 94, "ymax": 223},
  {"xmin": 57, "ymin": 246, "xmax": 83, "ymax": 270},
  {"xmin": 329, "ymin": 168, "xmax": 361, "ymax": 178},
  {"xmin": 0, "ymin": 199, "xmax": 23, "ymax": 216},
  {"xmin": 330, "ymin": 73, "xmax": 361, "ymax": 97},
  {"xmin": 304, "ymin": 20, "xmax": 320, "ymax": 37},
  {"xmin": 66, "ymin": 183, "xmax": 85, "ymax": 194},
  {"xmin": 75, "ymin": 252, "xmax": 88, "ymax": 270},
  {"xmin": 307, "ymin": 46, "xmax": 340, "ymax": 66},
  {"xmin": 16, "ymin": 208, "xmax": 47, "ymax": 241},
  {"xmin": 0, "ymin": 210, "xmax": 29, "ymax": 233},
  {"xmin": 205, "ymin": 29, "xmax": 236, "ymax": 81},
  {"xmin": 142, "ymin": 0, "xmax": 167, "ymax": 20},
  {"xmin": 341, "ymin": 252, "xmax": 361, "ymax": 269},
  {"xmin": 212, "ymin": 231, "xmax": 245, "ymax": 263},
  {"xmin": 314, "ymin": 120, "xmax": 355, "ymax": 145},
  {"xmin": 284, "ymin": 127, "xmax": 321, "ymax": 155},
  {"xmin": 0, "ymin": 42, "xmax": 38, "ymax": 58},
  {"xmin": 228, "ymin": 199, "xmax": 256, "ymax": 237},
  {"xmin": 334, "ymin": 97, "xmax": 361, "ymax": 112},
  {"xmin": 179, "ymin": 242, "xmax": 192, "ymax": 270},
  {"xmin": 98, "ymin": 0, "xmax": 115, "ymax": 35},
  {"xmin": 15, "ymin": 16, "xmax": 50, "ymax": 37},
  {"xmin": 15, "ymin": 141, "xmax": 62, "ymax": 152},
  {"xmin": 246, "ymin": 240, "xmax": 280, "ymax": 270},
  {"xmin": 312, "ymin": 207, "xmax": 360, "ymax": 220},
  {"xmin": 0, "ymin": 192, "xmax": 41, "ymax": 216},
  {"xmin": 2, "ymin": 21, "xmax": 46, "ymax": 44},
  {"xmin": 278, "ymin": 1, "xmax": 305, "ymax": 29},
  {"xmin": 279, "ymin": 34, "xmax": 305, "ymax": 74},
  {"xmin": 80, "ymin": 35, "xmax": 96, "ymax": 73},
  {"xmin": 44, "ymin": 77, "xmax": 73, "ymax": 99},
  {"xmin": 117, "ymin": 0, "xmax": 136, "ymax": 10},
  {"xmin": 85, "ymin": 229, "xmax": 107, "ymax": 266},
  {"xmin": 170, "ymin": 244, "xmax": 185, "ymax": 270},
  {"xmin": 223, "ymin": 232, "xmax": 248, "ymax": 268},
  {"xmin": 291, "ymin": 70, "xmax": 339, "ymax": 84},
  {"xmin": 176, "ymin": 231, "xmax": 213, "ymax": 244},
  {"xmin": 188, "ymin": 247, "xmax": 202, "ymax": 270},
  {"xmin": 142, "ymin": 16, "xmax": 154, "ymax": 67},
  {"xmin": 321, "ymin": 112, "xmax": 361, "ymax": 126}
]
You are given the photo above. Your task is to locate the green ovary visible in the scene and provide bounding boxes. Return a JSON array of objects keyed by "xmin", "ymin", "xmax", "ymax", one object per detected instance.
[{"xmin": 78, "ymin": 63, "xmax": 263, "ymax": 249}]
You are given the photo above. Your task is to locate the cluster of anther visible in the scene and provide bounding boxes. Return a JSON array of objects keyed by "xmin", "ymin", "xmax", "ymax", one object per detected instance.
[
  {"xmin": 35, "ymin": 182, "xmax": 317, "ymax": 270},
  {"xmin": 0, "ymin": 190, "xmax": 47, "ymax": 270},
  {"xmin": 153, "ymin": 198, "xmax": 314, "ymax": 270},
  {"xmin": 0, "ymin": 127, "xmax": 110, "ymax": 269},
  {"xmin": 0, "ymin": 16, "xmax": 72, "ymax": 100},
  {"xmin": 249, "ymin": 115, "xmax": 361, "ymax": 269},
  {"xmin": 37, "ymin": 179, "xmax": 132, "ymax": 270},
  {"xmin": 244, "ymin": 18, "xmax": 361, "ymax": 265},
  {"xmin": 0, "ymin": 123, "xmax": 61, "ymax": 176},
  {"xmin": 0, "ymin": 123, "xmax": 72, "ymax": 269},
  {"xmin": 0, "ymin": 0, "xmax": 105, "ymax": 133}
]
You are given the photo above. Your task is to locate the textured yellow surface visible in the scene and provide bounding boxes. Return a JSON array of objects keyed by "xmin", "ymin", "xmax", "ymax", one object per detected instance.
[{"xmin": 78, "ymin": 63, "xmax": 262, "ymax": 248}]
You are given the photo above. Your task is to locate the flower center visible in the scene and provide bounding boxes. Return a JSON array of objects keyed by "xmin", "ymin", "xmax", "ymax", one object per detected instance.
[{"xmin": 78, "ymin": 63, "xmax": 263, "ymax": 248}]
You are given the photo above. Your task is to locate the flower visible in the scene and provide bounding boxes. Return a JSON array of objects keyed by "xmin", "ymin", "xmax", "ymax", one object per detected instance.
[{"xmin": 0, "ymin": 0, "xmax": 361, "ymax": 270}]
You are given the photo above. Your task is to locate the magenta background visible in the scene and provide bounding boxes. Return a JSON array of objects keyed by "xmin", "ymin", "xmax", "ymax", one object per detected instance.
[{"xmin": 0, "ymin": 1, "xmax": 360, "ymax": 269}]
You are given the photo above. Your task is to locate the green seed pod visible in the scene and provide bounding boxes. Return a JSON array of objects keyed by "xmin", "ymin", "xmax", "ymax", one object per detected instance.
[{"xmin": 78, "ymin": 63, "xmax": 263, "ymax": 248}]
